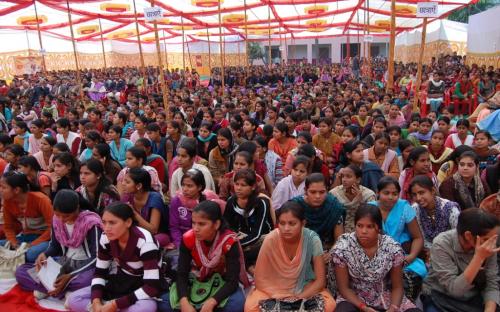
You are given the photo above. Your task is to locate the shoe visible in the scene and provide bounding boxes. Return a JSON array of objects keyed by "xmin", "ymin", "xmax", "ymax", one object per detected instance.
[{"xmin": 33, "ymin": 290, "xmax": 48, "ymax": 300}]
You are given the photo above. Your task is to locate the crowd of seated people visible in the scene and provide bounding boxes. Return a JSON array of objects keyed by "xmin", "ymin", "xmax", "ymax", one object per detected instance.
[{"xmin": 0, "ymin": 53, "xmax": 498, "ymax": 312}]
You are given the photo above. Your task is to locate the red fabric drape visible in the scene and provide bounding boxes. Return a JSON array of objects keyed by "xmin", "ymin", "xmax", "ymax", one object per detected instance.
[{"xmin": 0, "ymin": 285, "xmax": 60, "ymax": 312}]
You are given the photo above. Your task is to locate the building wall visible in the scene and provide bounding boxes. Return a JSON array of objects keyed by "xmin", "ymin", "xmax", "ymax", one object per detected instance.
[{"xmin": 264, "ymin": 36, "xmax": 390, "ymax": 64}]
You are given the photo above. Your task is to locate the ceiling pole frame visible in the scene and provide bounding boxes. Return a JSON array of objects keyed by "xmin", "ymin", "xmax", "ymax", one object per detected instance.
[
  {"xmin": 386, "ymin": 0, "xmax": 396, "ymax": 93},
  {"xmin": 207, "ymin": 28, "xmax": 212, "ymax": 74},
  {"xmin": 181, "ymin": 17, "xmax": 186, "ymax": 70},
  {"xmin": 132, "ymin": 0, "xmax": 147, "ymax": 94},
  {"xmin": 244, "ymin": 0, "xmax": 249, "ymax": 68},
  {"xmin": 151, "ymin": 0, "xmax": 168, "ymax": 112},
  {"xmin": 268, "ymin": 5, "xmax": 272, "ymax": 67},
  {"xmin": 65, "ymin": 0, "xmax": 83, "ymax": 99},
  {"xmin": 367, "ymin": 0, "xmax": 371, "ymax": 77},
  {"xmin": 33, "ymin": 0, "xmax": 46, "ymax": 73},
  {"xmin": 414, "ymin": 17, "xmax": 428, "ymax": 114},
  {"xmin": 284, "ymin": 32, "xmax": 288, "ymax": 65},
  {"xmin": 163, "ymin": 29, "xmax": 169, "ymax": 70},
  {"xmin": 98, "ymin": 18, "xmax": 107, "ymax": 69},
  {"xmin": 237, "ymin": 39, "xmax": 241, "ymax": 66},
  {"xmin": 217, "ymin": 0, "xmax": 225, "ymax": 95},
  {"xmin": 186, "ymin": 33, "xmax": 194, "ymax": 70}
]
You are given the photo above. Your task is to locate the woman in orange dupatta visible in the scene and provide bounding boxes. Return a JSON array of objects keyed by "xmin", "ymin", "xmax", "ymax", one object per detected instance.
[
  {"xmin": 268, "ymin": 122, "xmax": 298, "ymax": 162},
  {"xmin": 244, "ymin": 201, "xmax": 336, "ymax": 312}
]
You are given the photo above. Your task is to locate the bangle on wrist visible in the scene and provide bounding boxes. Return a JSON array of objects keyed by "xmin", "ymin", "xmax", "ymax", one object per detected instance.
[{"xmin": 358, "ymin": 302, "xmax": 366, "ymax": 310}]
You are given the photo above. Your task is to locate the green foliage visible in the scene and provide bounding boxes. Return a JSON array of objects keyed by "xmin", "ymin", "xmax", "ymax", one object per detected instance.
[
  {"xmin": 248, "ymin": 42, "xmax": 264, "ymax": 62},
  {"xmin": 448, "ymin": 0, "xmax": 500, "ymax": 23}
]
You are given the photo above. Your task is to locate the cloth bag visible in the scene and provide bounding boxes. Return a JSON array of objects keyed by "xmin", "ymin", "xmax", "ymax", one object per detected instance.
[
  {"xmin": 169, "ymin": 273, "xmax": 228, "ymax": 309},
  {"xmin": 0, "ymin": 242, "xmax": 28, "ymax": 278},
  {"xmin": 258, "ymin": 295, "xmax": 325, "ymax": 312}
]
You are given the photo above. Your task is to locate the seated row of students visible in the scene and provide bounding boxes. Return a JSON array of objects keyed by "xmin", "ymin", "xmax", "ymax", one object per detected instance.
[
  {"xmin": 4, "ymin": 158, "xmax": 500, "ymax": 312},
  {"xmin": 3, "ymin": 115, "xmax": 497, "ymax": 210},
  {"xmin": 2, "ymin": 134, "xmax": 498, "ymax": 311}
]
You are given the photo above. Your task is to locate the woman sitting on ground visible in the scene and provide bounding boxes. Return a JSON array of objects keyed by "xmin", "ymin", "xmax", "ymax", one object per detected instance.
[
  {"xmin": 268, "ymin": 122, "xmax": 298, "ymax": 163},
  {"xmin": 218, "ymin": 151, "xmax": 267, "ymax": 200},
  {"xmin": 363, "ymin": 132, "xmax": 400, "ymax": 179},
  {"xmin": 224, "ymin": 169, "xmax": 274, "ymax": 271},
  {"xmin": 437, "ymin": 144, "xmax": 474, "ymax": 184},
  {"xmin": 271, "ymin": 155, "xmax": 309, "ymax": 211},
  {"xmin": 0, "ymin": 172, "xmax": 53, "ymax": 263},
  {"xmin": 439, "ymin": 151, "xmax": 490, "ymax": 210},
  {"xmin": 158, "ymin": 201, "xmax": 249, "ymax": 312},
  {"xmin": 244, "ymin": 201, "xmax": 336, "ymax": 312},
  {"xmin": 283, "ymin": 131, "xmax": 324, "ymax": 176},
  {"xmin": 76, "ymin": 159, "xmax": 120, "ymax": 215},
  {"xmin": 170, "ymin": 138, "xmax": 216, "ymax": 197},
  {"xmin": 91, "ymin": 143, "xmax": 122, "ymax": 184},
  {"xmin": 67, "ymin": 202, "xmax": 161, "ymax": 312},
  {"xmin": 422, "ymin": 208, "xmax": 500, "ymax": 312},
  {"xmin": 409, "ymin": 175, "xmax": 460, "ymax": 261},
  {"xmin": 255, "ymin": 136, "xmax": 284, "ymax": 187},
  {"xmin": 50, "ymin": 151, "xmax": 81, "ymax": 198},
  {"xmin": 116, "ymin": 146, "xmax": 162, "ymax": 195},
  {"xmin": 333, "ymin": 139, "xmax": 384, "ymax": 192},
  {"xmin": 331, "ymin": 204, "xmax": 421, "ymax": 312},
  {"xmin": 370, "ymin": 176, "xmax": 427, "ymax": 301},
  {"xmin": 169, "ymin": 168, "xmax": 225, "ymax": 249},
  {"xmin": 196, "ymin": 121, "xmax": 218, "ymax": 159},
  {"xmin": 426, "ymin": 130, "xmax": 453, "ymax": 175},
  {"xmin": 121, "ymin": 167, "xmax": 169, "ymax": 247},
  {"xmin": 18, "ymin": 155, "xmax": 52, "ymax": 197},
  {"xmin": 33, "ymin": 136, "xmax": 56, "ymax": 172},
  {"xmin": 292, "ymin": 173, "xmax": 345, "ymax": 250},
  {"xmin": 330, "ymin": 164, "xmax": 376, "ymax": 232},
  {"xmin": 209, "ymin": 127, "xmax": 240, "ymax": 186},
  {"xmin": 15, "ymin": 190, "xmax": 101, "ymax": 300},
  {"xmin": 399, "ymin": 146, "xmax": 438, "ymax": 201},
  {"xmin": 107, "ymin": 125, "xmax": 133, "ymax": 167}
]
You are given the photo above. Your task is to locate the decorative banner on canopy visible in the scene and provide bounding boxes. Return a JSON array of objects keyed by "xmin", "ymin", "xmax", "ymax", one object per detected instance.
[
  {"xmin": 416, "ymin": 2, "xmax": 439, "ymax": 17},
  {"xmin": 305, "ymin": 19, "xmax": 327, "ymax": 32},
  {"xmin": 17, "ymin": 15, "xmax": 47, "ymax": 26},
  {"xmin": 154, "ymin": 18, "xmax": 171, "ymax": 25},
  {"xmin": 173, "ymin": 25, "xmax": 194, "ymax": 31},
  {"xmin": 14, "ymin": 56, "xmax": 43, "ymax": 76},
  {"xmin": 144, "ymin": 6, "xmax": 164, "ymax": 22},
  {"xmin": 77, "ymin": 25, "xmax": 99, "ymax": 35},
  {"xmin": 107, "ymin": 29, "xmax": 137, "ymax": 40},
  {"xmin": 223, "ymin": 14, "xmax": 246, "ymax": 23},
  {"xmin": 304, "ymin": 5, "xmax": 328, "ymax": 15},
  {"xmin": 143, "ymin": 36, "xmax": 156, "ymax": 43},
  {"xmin": 100, "ymin": 3, "xmax": 130, "ymax": 13},
  {"xmin": 395, "ymin": 5, "xmax": 417, "ymax": 15},
  {"xmin": 191, "ymin": 0, "xmax": 222, "ymax": 7}
]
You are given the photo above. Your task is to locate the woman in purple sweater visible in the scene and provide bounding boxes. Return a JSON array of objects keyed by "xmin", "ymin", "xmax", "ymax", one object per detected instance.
[{"xmin": 169, "ymin": 168, "xmax": 226, "ymax": 248}]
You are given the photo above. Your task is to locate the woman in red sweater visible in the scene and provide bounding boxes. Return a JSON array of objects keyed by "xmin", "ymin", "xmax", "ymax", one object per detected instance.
[{"xmin": 0, "ymin": 171, "xmax": 53, "ymax": 262}]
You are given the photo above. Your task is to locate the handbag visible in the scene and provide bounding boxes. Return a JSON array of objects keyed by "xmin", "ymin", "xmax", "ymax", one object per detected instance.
[
  {"xmin": 0, "ymin": 242, "xmax": 28, "ymax": 278},
  {"xmin": 258, "ymin": 294, "xmax": 325, "ymax": 312},
  {"xmin": 169, "ymin": 273, "xmax": 228, "ymax": 309}
]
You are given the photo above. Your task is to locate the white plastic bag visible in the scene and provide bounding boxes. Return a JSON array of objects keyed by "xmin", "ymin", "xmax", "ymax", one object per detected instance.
[{"xmin": 0, "ymin": 241, "xmax": 28, "ymax": 278}]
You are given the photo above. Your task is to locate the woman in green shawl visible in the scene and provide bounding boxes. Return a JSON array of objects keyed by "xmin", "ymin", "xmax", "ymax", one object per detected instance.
[{"xmin": 292, "ymin": 173, "xmax": 346, "ymax": 250}]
